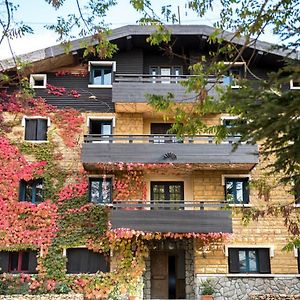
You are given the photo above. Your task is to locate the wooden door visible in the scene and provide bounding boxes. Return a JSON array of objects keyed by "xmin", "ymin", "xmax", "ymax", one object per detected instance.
[
  {"xmin": 150, "ymin": 250, "xmax": 186, "ymax": 299},
  {"xmin": 151, "ymin": 252, "xmax": 168, "ymax": 299}
]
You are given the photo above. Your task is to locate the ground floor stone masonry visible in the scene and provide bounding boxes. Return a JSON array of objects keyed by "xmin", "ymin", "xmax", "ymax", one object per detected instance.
[
  {"xmin": 0, "ymin": 295, "xmax": 83, "ymax": 300},
  {"xmin": 196, "ymin": 276, "xmax": 300, "ymax": 300}
]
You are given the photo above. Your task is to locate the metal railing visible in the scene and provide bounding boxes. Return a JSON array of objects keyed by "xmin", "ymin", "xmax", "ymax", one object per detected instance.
[
  {"xmin": 84, "ymin": 134, "xmax": 242, "ymax": 144},
  {"xmin": 112, "ymin": 199, "xmax": 227, "ymax": 210},
  {"xmin": 114, "ymin": 73, "xmax": 222, "ymax": 84}
]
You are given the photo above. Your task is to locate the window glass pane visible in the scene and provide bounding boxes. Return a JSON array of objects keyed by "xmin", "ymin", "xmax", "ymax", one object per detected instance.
[
  {"xmin": 25, "ymin": 184, "xmax": 33, "ymax": 202},
  {"xmin": 102, "ymin": 124, "xmax": 112, "ymax": 135},
  {"xmin": 21, "ymin": 252, "xmax": 29, "ymax": 271},
  {"xmin": 226, "ymin": 181, "xmax": 234, "ymax": 202},
  {"xmin": 152, "ymin": 185, "xmax": 165, "ymax": 201},
  {"xmin": 90, "ymin": 180, "xmax": 101, "ymax": 203},
  {"xmin": 236, "ymin": 181, "xmax": 244, "ymax": 203},
  {"xmin": 103, "ymin": 69, "xmax": 112, "ymax": 85},
  {"xmin": 101, "ymin": 179, "xmax": 111, "ymax": 204},
  {"xmin": 93, "ymin": 69, "xmax": 103, "ymax": 85},
  {"xmin": 10, "ymin": 252, "xmax": 19, "ymax": 272},
  {"xmin": 35, "ymin": 181, "xmax": 43, "ymax": 203},
  {"xmin": 248, "ymin": 250, "xmax": 258, "ymax": 272},
  {"xmin": 238, "ymin": 250, "xmax": 247, "ymax": 272}
]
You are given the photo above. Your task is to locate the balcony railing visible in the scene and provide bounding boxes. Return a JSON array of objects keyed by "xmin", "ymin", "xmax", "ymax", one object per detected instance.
[
  {"xmin": 112, "ymin": 199, "xmax": 226, "ymax": 210},
  {"xmin": 112, "ymin": 74, "xmax": 220, "ymax": 103},
  {"xmin": 114, "ymin": 74, "xmax": 220, "ymax": 84},
  {"xmin": 109, "ymin": 199, "xmax": 232, "ymax": 233},
  {"xmin": 84, "ymin": 134, "xmax": 243, "ymax": 144}
]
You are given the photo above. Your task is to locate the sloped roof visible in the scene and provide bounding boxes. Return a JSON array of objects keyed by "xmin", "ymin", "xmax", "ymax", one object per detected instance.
[{"xmin": 0, "ymin": 24, "xmax": 298, "ymax": 71}]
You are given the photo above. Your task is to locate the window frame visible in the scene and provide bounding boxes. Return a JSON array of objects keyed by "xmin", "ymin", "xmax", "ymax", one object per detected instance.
[
  {"xmin": 22, "ymin": 116, "xmax": 50, "ymax": 142},
  {"xmin": 290, "ymin": 79, "xmax": 300, "ymax": 90},
  {"xmin": 88, "ymin": 177, "xmax": 113, "ymax": 205},
  {"xmin": 223, "ymin": 62, "xmax": 246, "ymax": 89},
  {"xmin": 88, "ymin": 61, "xmax": 116, "ymax": 88},
  {"xmin": 223, "ymin": 176, "xmax": 250, "ymax": 205},
  {"xmin": 19, "ymin": 178, "xmax": 44, "ymax": 204},
  {"xmin": 7, "ymin": 250, "xmax": 37, "ymax": 273},
  {"xmin": 30, "ymin": 74, "xmax": 47, "ymax": 89},
  {"xmin": 227, "ymin": 246, "xmax": 272, "ymax": 274},
  {"xmin": 65, "ymin": 247, "xmax": 110, "ymax": 274},
  {"xmin": 150, "ymin": 181, "xmax": 184, "ymax": 210}
]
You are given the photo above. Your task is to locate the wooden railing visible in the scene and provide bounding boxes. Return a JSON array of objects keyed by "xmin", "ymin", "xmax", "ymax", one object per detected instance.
[
  {"xmin": 114, "ymin": 73, "xmax": 221, "ymax": 84},
  {"xmin": 84, "ymin": 134, "xmax": 242, "ymax": 144},
  {"xmin": 112, "ymin": 199, "xmax": 227, "ymax": 210}
]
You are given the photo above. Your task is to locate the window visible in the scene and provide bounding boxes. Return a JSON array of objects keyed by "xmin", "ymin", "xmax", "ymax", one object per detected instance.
[
  {"xmin": 0, "ymin": 250, "xmax": 37, "ymax": 273},
  {"xmin": 294, "ymin": 180, "xmax": 300, "ymax": 204},
  {"xmin": 223, "ymin": 62, "xmax": 245, "ymax": 88},
  {"xmin": 228, "ymin": 248, "xmax": 271, "ymax": 274},
  {"xmin": 30, "ymin": 74, "xmax": 47, "ymax": 88},
  {"xmin": 297, "ymin": 249, "xmax": 300, "ymax": 274},
  {"xmin": 150, "ymin": 123, "xmax": 182, "ymax": 143},
  {"xmin": 66, "ymin": 248, "xmax": 109, "ymax": 274},
  {"xmin": 149, "ymin": 66, "xmax": 182, "ymax": 83},
  {"xmin": 24, "ymin": 118, "xmax": 48, "ymax": 141},
  {"xmin": 290, "ymin": 79, "xmax": 300, "ymax": 90},
  {"xmin": 19, "ymin": 179, "xmax": 43, "ymax": 204},
  {"xmin": 89, "ymin": 177, "xmax": 112, "ymax": 204},
  {"xmin": 89, "ymin": 119, "xmax": 112, "ymax": 143},
  {"xmin": 225, "ymin": 178, "xmax": 249, "ymax": 204},
  {"xmin": 88, "ymin": 61, "xmax": 116, "ymax": 87},
  {"xmin": 151, "ymin": 182, "xmax": 184, "ymax": 210}
]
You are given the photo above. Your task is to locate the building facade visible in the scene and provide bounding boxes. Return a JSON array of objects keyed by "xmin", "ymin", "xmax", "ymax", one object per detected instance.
[{"xmin": 0, "ymin": 25, "xmax": 299, "ymax": 299}]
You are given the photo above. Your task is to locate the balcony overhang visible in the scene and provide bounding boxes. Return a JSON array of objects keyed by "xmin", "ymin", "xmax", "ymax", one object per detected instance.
[
  {"xmin": 109, "ymin": 210, "xmax": 232, "ymax": 233},
  {"xmin": 82, "ymin": 138, "xmax": 258, "ymax": 171}
]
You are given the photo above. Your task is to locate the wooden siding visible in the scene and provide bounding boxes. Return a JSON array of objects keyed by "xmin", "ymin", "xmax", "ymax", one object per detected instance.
[
  {"xmin": 114, "ymin": 49, "xmax": 143, "ymax": 74},
  {"xmin": 82, "ymin": 143, "xmax": 259, "ymax": 165},
  {"xmin": 35, "ymin": 73, "xmax": 114, "ymax": 112},
  {"xmin": 143, "ymin": 51, "xmax": 189, "ymax": 74},
  {"xmin": 109, "ymin": 210, "xmax": 232, "ymax": 233}
]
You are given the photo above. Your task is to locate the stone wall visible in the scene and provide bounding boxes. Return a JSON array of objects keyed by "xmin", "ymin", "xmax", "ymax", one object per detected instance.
[
  {"xmin": 196, "ymin": 276, "xmax": 300, "ymax": 300},
  {"xmin": 0, "ymin": 294, "xmax": 83, "ymax": 300},
  {"xmin": 250, "ymin": 295, "xmax": 300, "ymax": 300}
]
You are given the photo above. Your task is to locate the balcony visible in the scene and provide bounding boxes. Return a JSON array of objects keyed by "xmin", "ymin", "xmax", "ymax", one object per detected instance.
[
  {"xmin": 110, "ymin": 200, "xmax": 232, "ymax": 233},
  {"xmin": 82, "ymin": 134, "xmax": 258, "ymax": 170},
  {"xmin": 112, "ymin": 74, "xmax": 220, "ymax": 103}
]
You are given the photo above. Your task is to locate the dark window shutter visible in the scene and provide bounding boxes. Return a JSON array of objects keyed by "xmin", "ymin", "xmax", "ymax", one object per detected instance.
[
  {"xmin": 28, "ymin": 251, "xmax": 37, "ymax": 273},
  {"xmin": 36, "ymin": 119, "xmax": 47, "ymax": 141},
  {"xmin": 258, "ymin": 248, "xmax": 271, "ymax": 273},
  {"xmin": 228, "ymin": 248, "xmax": 240, "ymax": 273},
  {"xmin": 298, "ymin": 249, "xmax": 300, "ymax": 274},
  {"xmin": 19, "ymin": 180, "xmax": 26, "ymax": 201},
  {"xmin": 67, "ymin": 249, "xmax": 81, "ymax": 274},
  {"xmin": 67, "ymin": 248, "xmax": 109, "ymax": 274},
  {"xmin": 244, "ymin": 182, "xmax": 250, "ymax": 204},
  {"xmin": 25, "ymin": 119, "xmax": 37, "ymax": 140},
  {"xmin": 87, "ymin": 251, "xmax": 109, "ymax": 273},
  {"xmin": 0, "ymin": 252, "xmax": 9, "ymax": 273}
]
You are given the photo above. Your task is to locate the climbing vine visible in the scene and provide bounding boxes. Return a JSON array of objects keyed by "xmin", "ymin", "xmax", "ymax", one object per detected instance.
[{"xmin": 0, "ymin": 92, "xmax": 231, "ymax": 299}]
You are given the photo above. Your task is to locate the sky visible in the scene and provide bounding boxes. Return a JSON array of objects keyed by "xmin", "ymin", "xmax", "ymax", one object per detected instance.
[{"xmin": 0, "ymin": 0, "xmax": 280, "ymax": 60}]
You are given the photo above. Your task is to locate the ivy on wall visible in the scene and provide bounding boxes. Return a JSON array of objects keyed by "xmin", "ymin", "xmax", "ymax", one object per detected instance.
[{"xmin": 0, "ymin": 91, "xmax": 230, "ymax": 299}]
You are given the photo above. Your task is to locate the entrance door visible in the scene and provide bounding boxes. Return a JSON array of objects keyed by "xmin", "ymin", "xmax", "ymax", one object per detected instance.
[
  {"xmin": 151, "ymin": 250, "xmax": 186, "ymax": 299},
  {"xmin": 151, "ymin": 182, "xmax": 184, "ymax": 210}
]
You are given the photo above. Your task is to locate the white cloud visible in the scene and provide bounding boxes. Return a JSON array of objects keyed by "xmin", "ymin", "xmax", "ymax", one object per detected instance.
[{"xmin": 0, "ymin": 31, "xmax": 58, "ymax": 60}]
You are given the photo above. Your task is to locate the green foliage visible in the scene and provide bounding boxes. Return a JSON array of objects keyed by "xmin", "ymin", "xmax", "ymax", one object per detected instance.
[{"xmin": 200, "ymin": 279, "xmax": 215, "ymax": 295}]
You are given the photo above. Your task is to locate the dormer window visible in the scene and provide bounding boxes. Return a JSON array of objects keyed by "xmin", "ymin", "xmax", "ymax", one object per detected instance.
[
  {"xmin": 223, "ymin": 62, "xmax": 246, "ymax": 88},
  {"xmin": 29, "ymin": 74, "xmax": 47, "ymax": 88},
  {"xmin": 290, "ymin": 79, "xmax": 300, "ymax": 90},
  {"xmin": 88, "ymin": 61, "xmax": 116, "ymax": 88}
]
